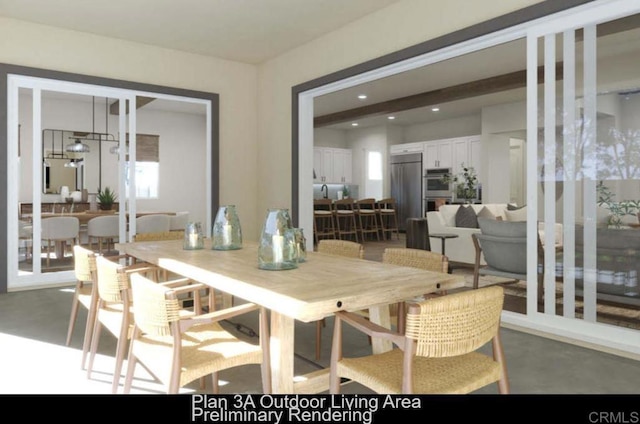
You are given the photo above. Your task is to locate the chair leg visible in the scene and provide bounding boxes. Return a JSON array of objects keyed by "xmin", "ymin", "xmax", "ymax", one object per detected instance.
[
  {"xmin": 65, "ymin": 286, "xmax": 81, "ymax": 346},
  {"xmin": 86, "ymin": 306, "xmax": 103, "ymax": 379}
]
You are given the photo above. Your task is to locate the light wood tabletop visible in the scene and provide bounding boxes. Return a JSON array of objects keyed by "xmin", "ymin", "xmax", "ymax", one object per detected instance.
[{"xmin": 116, "ymin": 239, "xmax": 466, "ymax": 394}]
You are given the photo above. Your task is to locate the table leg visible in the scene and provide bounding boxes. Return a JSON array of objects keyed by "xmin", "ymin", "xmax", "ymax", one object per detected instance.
[
  {"xmin": 270, "ymin": 311, "xmax": 295, "ymax": 394},
  {"xmin": 367, "ymin": 304, "xmax": 392, "ymax": 354}
]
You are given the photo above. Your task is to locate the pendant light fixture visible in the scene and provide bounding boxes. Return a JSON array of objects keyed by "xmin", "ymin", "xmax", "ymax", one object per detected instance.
[
  {"xmin": 64, "ymin": 158, "xmax": 84, "ymax": 168},
  {"xmin": 66, "ymin": 137, "xmax": 90, "ymax": 153}
]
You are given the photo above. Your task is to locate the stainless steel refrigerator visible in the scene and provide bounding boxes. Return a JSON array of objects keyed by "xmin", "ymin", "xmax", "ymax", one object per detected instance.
[{"xmin": 390, "ymin": 153, "xmax": 423, "ymax": 232}]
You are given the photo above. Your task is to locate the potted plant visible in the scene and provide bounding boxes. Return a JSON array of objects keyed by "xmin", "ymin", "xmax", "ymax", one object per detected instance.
[
  {"xmin": 97, "ymin": 186, "xmax": 117, "ymax": 211},
  {"xmin": 597, "ymin": 181, "xmax": 640, "ymax": 228},
  {"xmin": 442, "ymin": 163, "xmax": 478, "ymax": 203}
]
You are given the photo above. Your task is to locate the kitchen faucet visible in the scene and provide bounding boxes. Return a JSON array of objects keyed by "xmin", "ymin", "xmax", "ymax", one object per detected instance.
[{"xmin": 321, "ymin": 184, "xmax": 328, "ymax": 199}]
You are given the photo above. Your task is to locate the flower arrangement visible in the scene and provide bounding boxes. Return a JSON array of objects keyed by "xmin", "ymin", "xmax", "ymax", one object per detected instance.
[{"xmin": 442, "ymin": 163, "xmax": 478, "ymax": 202}]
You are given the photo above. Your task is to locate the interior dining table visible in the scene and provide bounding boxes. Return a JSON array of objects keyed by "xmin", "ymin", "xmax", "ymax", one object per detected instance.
[{"xmin": 115, "ymin": 238, "xmax": 466, "ymax": 394}]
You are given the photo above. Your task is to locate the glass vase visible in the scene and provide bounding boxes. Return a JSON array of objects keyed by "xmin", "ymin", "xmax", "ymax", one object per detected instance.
[
  {"xmin": 212, "ymin": 205, "xmax": 243, "ymax": 250},
  {"xmin": 291, "ymin": 228, "xmax": 307, "ymax": 263},
  {"xmin": 183, "ymin": 222, "xmax": 205, "ymax": 250},
  {"xmin": 258, "ymin": 208, "xmax": 297, "ymax": 270}
]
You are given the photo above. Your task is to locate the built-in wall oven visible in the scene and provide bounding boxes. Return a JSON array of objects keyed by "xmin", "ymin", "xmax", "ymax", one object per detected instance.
[
  {"xmin": 424, "ymin": 168, "xmax": 452, "ymax": 213},
  {"xmin": 424, "ymin": 168, "xmax": 452, "ymax": 198}
]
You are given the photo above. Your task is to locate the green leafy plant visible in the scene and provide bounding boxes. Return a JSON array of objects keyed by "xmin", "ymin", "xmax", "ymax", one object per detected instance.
[
  {"xmin": 97, "ymin": 186, "xmax": 117, "ymax": 210},
  {"xmin": 597, "ymin": 181, "xmax": 640, "ymax": 228},
  {"xmin": 342, "ymin": 185, "xmax": 350, "ymax": 198},
  {"xmin": 442, "ymin": 163, "xmax": 478, "ymax": 202}
]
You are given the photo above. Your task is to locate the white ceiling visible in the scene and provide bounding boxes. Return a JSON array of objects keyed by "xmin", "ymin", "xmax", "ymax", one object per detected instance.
[
  {"xmin": 0, "ymin": 0, "xmax": 402, "ymax": 64},
  {"xmin": 8, "ymin": 3, "xmax": 640, "ymax": 129}
]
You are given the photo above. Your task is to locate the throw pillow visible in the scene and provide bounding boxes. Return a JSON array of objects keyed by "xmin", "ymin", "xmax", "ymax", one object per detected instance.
[
  {"xmin": 505, "ymin": 206, "xmax": 527, "ymax": 222},
  {"xmin": 507, "ymin": 203, "xmax": 526, "ymax": 210},
  {"xmin": 476, "ymin": 206, "xmax": 496, "ymax": 220},
  {"xmin": 455, "ymin": 205, "xmax": 478, "ymax": 228}
]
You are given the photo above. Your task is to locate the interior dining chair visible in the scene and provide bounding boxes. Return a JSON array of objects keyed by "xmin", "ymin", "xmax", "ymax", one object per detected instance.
[
  {"xmin": 135, "ymin": 214, "xmax": 171, "ymax": 234},
  {"xmin": 123, "ymin": 272, "xmax": 271, "ymax": 394},
  {"xmin": 315, "ymin": 239, "xmax": 364, "ymax": 360},
  {"xmin": 65, "ymin": 245, "xmax": 98, "ymax": 370},
  {"xmin": 86, "ymin": 255, "xmax": 160, "ymax": 393},
  {"xmin": 381, "ymin": 247, "xmax": 450, "ymax": 334},
  {"xmin": 87, "ymin": 215, "xmax": 119, "ymax": 253},
  {"xmin": 330, "ymin": 285, "xmax": 509, "ymax": 394},
  {"xmin": 41, "ymin": 216, "xmax": 80, "ymax": 267}
]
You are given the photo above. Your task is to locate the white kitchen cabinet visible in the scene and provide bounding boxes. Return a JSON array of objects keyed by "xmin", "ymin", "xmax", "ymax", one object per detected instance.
[
  {"xmin": 468, "ymin": 136, "xmax": 481, "ymax": 176},
  {"xmin": 451, "ymin": 138, "xmax": 469, "ymax": 174},
  {"xmin": 313, "ymin": 147, "xmax": 352, "ymax": 183},
  {"xmin": 424, "ymin": 140, "xmax": 452, "ymax": 169},
  {"xmin": 332, "ymin": 148, "xmax": 352, "ymax": 183},
  {"xmin": 389, "ymin": 142, "xmax": 424, "ymax": 155}
]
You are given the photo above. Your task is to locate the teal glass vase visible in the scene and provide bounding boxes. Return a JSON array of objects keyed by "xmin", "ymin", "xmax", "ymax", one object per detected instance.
[
  {"xmin": 212, "ymin": 205, "xmax": 242, "ymax": 250},
  {"xmin": 258, "ymin": 208, "xmax": 297, "ymax": 270},
  {"xmin": 183, "ymin": 222, "xmax": 205, "ymax": 250}
]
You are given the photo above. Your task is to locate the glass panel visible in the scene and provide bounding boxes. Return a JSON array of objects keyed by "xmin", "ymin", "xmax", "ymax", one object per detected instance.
[
  {"xmin": 17, "ymin": 88, "xmax": 33, "ymax": 276},
  {"xmin": 537, "ymin": 13, "xmax": 640, "ymax": 330}
]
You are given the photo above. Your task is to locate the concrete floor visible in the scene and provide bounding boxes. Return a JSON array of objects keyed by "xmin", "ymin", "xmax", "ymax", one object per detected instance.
[{"xmin": 1, "ymin": 281, "xmax": 640, "ymax": 395}]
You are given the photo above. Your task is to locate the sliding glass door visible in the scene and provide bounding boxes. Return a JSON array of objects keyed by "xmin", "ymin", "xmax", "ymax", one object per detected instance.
[
  {"xmin": 525, "ymin": 2, "xmax": 640, "ymax": 344},
  {"xmin": 8, "ymin": 75, "xmax": 212, "ymax": 290}
]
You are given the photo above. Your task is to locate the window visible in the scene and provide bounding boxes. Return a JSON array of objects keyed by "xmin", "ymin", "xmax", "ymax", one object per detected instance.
[
  {"xmin": 126, "ymin": 161, "xmax": 159, "ymax": 199},
  {"xmin": 125, "ymin": 133, "xmax": 159, "ymax": 199},
  {"xmin": 368, "ymin": 151, "xmax": 382, "ymax": 180}
]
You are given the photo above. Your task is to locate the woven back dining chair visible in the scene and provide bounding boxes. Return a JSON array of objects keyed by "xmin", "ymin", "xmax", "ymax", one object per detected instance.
[
  {"xmin": 382, "ymin": 247, "xmax": 450, "ymax": 334},
  {"xmin": 86, "ymin": 255, "xmax": 159, "ymax": 393},
  {"xmin": 123, "ymin": 272, "xmax": 271, "ymax": 394},
  {"xmin": 330, "ymin": 285, "xmax": 509, "ymax": 394},
  {"xmin": 65, "ymin": 245, "xmax": 98, "ymax": 370},
  {"xmin": 314, "ymin": 239, "xmax": 365, "ymax": 360}
]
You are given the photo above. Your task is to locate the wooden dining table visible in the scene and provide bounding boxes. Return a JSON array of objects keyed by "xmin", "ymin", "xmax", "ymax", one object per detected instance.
[
  {"xmin": 115, "ymin": 239, "xmax": 466, "ymax": 394},
  {"xmin": 41, "ymin": 210, "xmax": 175, "ymax": 225}
]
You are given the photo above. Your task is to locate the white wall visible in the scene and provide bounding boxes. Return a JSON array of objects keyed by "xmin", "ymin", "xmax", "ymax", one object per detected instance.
[
  {"xmin": 346, "ymin": 125, "xmax": 388, "ymax": 197},
  {"xmin": 313, "ymin": 127, "xmax": 347, "ymax": 148},
  {"xmin": 2, "ymin": 17, "xmax": 260, "ymax": 238},
  {"xmin": 403, "ymin": 114, "xmax": 481, "ymax": 143}
]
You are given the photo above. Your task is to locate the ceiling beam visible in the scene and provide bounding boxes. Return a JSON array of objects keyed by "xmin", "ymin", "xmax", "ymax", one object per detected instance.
[
  {"xmin": 109, "ymin": 96, "xmax": 156, "ymax": 115},
  {"xmin": 314, "ymin": 64, "xmax": 563, "ymax": 128}
]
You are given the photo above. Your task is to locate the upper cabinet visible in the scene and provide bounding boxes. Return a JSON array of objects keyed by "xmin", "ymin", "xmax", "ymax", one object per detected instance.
[
  {"xmin": 424, "ymin": 140, "xmax": 452, "ymax": 170},
  {"xmin": 392, "ymin": 135, "xmax": 481, "ymax": 175},
  {"xmin": 313, "ymin": 147, "xmax": 352, "ymax": 184}
]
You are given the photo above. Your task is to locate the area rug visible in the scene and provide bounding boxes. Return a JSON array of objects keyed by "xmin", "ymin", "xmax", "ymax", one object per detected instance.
[{"xmin": 455, "ymin": 269, "xmax": 640, "ymax": 330}]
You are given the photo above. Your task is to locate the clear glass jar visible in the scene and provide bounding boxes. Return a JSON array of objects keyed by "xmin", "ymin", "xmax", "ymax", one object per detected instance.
[
  {"xmin": 291, "ymin": 228, "xmax": 307, "ymax": 263},
  {"xmin": 183, "ymin": 222, "xmax": 204, "ymax": 250},
  {"xmin": 258, "ymin": 208, "xmax": 297, "ymax": 270},
  {"xmin": 212, "ymin": 205, "xmax": 242, "ymax": 250}
]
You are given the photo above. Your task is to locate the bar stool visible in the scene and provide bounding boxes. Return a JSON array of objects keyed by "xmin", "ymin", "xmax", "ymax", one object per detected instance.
[
  {"xmin": 377, "ymin": 197, "xmax": 400, "ymax": 240},
  {"xmin": 355, "ymin": 198, "xmax": 381, "ymax": 241},
  {"xmin": 333, "ymin": 198, "xmax": 359, "ymax": 242},
  {"xmin": 313, "ymin": 199, "xmax": 336, "ymax": 244}
]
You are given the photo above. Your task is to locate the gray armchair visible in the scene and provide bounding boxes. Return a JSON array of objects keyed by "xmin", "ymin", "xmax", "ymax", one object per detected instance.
[{"xmin": 472, "ymin": 218, "xmax": 544, "ymax": 300}]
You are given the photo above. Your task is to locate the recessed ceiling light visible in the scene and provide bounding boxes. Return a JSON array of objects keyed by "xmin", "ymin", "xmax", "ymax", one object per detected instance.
[
  {"xmin": 432, "ymin": 107, "xmax": 440, "ymax": 112},
  {"xmin": 388, "ymin": 116, "xmax": 396, "ymax": 120},
  {"xmin": 351, "ymin": 122, "xmax": 359, "ymax": 127},
  {"xmin": 357, "ymin": 95, "xmax": 367, "ymax": 100}
]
